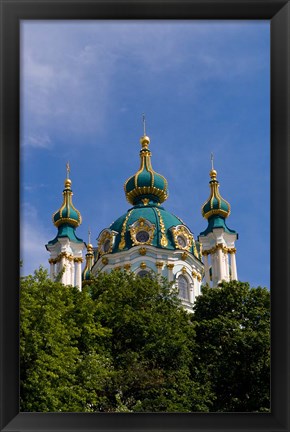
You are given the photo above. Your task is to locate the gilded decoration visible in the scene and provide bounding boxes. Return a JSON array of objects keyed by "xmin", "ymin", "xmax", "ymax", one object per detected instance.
[
  {"xmin": 102, "ymin": 257, "xmax": 109, "ymax": 265},
  {"xmin": 155, "ymin": 261, "xmax": 164, "ymax": 269},
  {"xmin": 181, "ymin": 252, "xmax": 188, "ymax": 260},
  {"xmin": 98, "ymin": 229, "xmax": 114, "ymax": 256},
  {"xmin": 119, "ymin": 210, "xmax": 133, "ymax": 250},
  {"xmin": 129, "ymin": 218, "xmax": 155, "ymax": 246},
  {"xmin": 170, "ymin": 225, "xmax": 193, "ymax": 251},
  {"xmin": 167, "ymin": 263, "xmax": 174, "ymax": 270},
  {"xmin": 139, "ymin": 247, "xmax": 147, "ymax": 255},
  {"xmin": 140, "ymin": 262, "xmax": 147, "ymax": 269},
  {"xmin": 124, "ymin": 263, "xmax": 131, "ymax": 270},
  {"xmin": 155, "ymin": 208, "xmax": 168, "ymax": 247},
  {"xmin": 202, "ymin": 244, "xmax": 234, "ymax": 255},
  {"xmin": 74, "ymin": 257, "xmax": 83, "ymax": 263},
  {"xmin": 181, "ymin": 266, "xmax": 187, "ymax": 274},
  {"xmin": 50, "ymin": 251, "xmax": 75, "ymax": 264},
  {"xmin": 125, "ymin": 185, "xmax": 168, "ymax": 206}
]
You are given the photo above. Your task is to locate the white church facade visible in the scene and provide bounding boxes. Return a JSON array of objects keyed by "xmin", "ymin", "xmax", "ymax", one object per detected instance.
[{"xmin": 46, "ymin": 130, "xmax": 238, "ymax": 311}]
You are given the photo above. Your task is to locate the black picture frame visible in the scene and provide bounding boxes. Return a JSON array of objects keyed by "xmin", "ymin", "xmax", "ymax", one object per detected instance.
[{"xmin": 0, "ymin": 1, "xmax": 289, "ymax": 431}]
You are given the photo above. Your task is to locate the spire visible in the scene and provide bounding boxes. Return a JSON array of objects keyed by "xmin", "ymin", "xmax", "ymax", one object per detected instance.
[
  {"xmin": 82, "ymin": 228, "xmax": 94, "ymax": 285},
  {"xmin": 124, "ymin": 117, "xmax": 168, "ymax": 206},
  {"xmin": 52, "ymin": 164, "xmax": 82, "ymax": 228}
]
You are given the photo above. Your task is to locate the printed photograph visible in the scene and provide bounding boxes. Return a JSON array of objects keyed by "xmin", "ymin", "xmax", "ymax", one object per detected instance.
[{"xmin": 20, "ymin": 20, "xmax": 270, "ymax": 412}]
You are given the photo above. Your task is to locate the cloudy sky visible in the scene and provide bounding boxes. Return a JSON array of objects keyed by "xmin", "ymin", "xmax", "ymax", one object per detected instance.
[{"xmin": 20, "ymin": 20, "xmax": 270, "ymax": 288}]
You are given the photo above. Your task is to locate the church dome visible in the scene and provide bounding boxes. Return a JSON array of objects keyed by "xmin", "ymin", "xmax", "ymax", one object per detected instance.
[
  {"xmin": 201, "ymin": 169, "xmax": 231, "ymax": 219},
  {"xmin": 96, "ymin": 130, "xmax": 202, "ymax": 262},
  {"xmin": 96, "ymin": 202, "xmax": 201, "ymax": 260},
  {"xmin": 52, "ymin": 177, "xmax": 82, "ymax": 228},
  {"xmin": 124, "ymin": 135, "xmax": 168, "ymax": 205}
]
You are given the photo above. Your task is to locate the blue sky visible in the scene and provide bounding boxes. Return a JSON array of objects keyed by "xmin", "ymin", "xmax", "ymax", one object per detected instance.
[{"xmin": 20, "ymin": 20, "xmax": 270, "ymax": 288}]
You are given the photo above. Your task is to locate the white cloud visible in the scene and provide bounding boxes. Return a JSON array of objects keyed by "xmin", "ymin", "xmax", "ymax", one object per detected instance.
[
  {"xmin": 24, "ymin": 134, "xmax": 52, "ymax": 149},
  {"xmin": 20, "ymin": 203, "xmax": 51, "ymax": 276}
]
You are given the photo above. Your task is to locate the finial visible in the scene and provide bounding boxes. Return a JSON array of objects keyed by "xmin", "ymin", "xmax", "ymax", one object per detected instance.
[
  {"xmin": 88, "ymin": 227, "xmax": 91, "ymax": 244},
  {"xmin": 140, "ymin": 113, "xmax": 150, "ymax": 148},
  {"xmin": 64, "ymin": 162, "xmax": 72, "ymax": 188},
  {"xmin": 210, "ymin": 153, "xmax": 217, "ymax": 179}
]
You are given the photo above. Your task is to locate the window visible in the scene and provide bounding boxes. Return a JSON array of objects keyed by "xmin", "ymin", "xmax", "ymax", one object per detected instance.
[
  {"xmin": 178, "ymin": 275, "xmax": 189, "ymax": 300},
  {"xmin": 136, "ymin": 230, "xmax": 150, "ymax": 243},
  {"xmin": 137, "ymin": 270, "xmax": 151, "ymax": 278}
]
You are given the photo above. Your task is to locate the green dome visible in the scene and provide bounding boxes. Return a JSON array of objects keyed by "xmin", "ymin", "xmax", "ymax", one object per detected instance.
[
  {"xmin": 52, "ymin": 178, "xmax": 82, "ymax": 228},
  {"xmin": 124, "ymin": 135, "xmax": 168, "ymax": 205},
  {"xmin": 98, "ymin": 202, "xmax": 202, "ymax": 260},
  {"xmin": 201, "ymin": 169, "xmax": 231, "ymax": 219}
]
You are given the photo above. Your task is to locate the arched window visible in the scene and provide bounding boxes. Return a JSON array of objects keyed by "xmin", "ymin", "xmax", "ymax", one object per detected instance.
[
  {"xmin": 178, "ymin": 275, "xmax": 189, "ymax": 300},
  {"xmin": 137, "ymin": 270, "xmax": 151, "ymax": 278}
]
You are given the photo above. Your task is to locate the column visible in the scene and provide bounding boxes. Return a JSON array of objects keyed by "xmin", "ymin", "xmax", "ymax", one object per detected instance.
[
  {"xmin": 217, "ymin": 246, "xmax": 226, "ymax": 282},
  {"xmin": 75, "ymin": 260, "xmax": 82, "ymax": 290},
  {"xmin": 166, "ymin": 263, "xmax": 174, "ymax": 282},
  {"xmin": 203, "ymin": 253, "xmax": 211, "ymax": 285},
  {"xmin": 230, "ymin": 250, "xmax": 238, "ymax": 280},
  {"xmin": 49, "ymin": 260, "xmax": 55, "ymax": 280}
]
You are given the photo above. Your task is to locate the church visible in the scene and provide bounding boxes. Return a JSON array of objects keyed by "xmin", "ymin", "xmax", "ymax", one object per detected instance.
[{"xmin": 46, "ymin": 128, "xmax": 238, "ymax": 311}]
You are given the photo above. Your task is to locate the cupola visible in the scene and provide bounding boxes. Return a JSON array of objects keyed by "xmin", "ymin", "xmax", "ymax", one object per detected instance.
[
  {"xmin": 201, "ymin": 168, "xmax": 231, "ymax": 220},
  {"xmin": 52, "ymin": 164, "xmax": 82, "ymax": 228},
  {"xmin": 124, "ymin": 132, "xmax": 168, "ymax": 206}
]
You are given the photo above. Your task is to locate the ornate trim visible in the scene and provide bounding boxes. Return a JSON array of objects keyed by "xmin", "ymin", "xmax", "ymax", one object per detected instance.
[
  {"xmin": 98, "ymin": 229, "xmax": 116, "ymax": 256},
  {"xmin": 170, "ymin": 225, "xmax": 193, "ymax": 251},
  {"xmin": 167, "ymin": 263, "xmax": 174, "ymax": 270},
  {"xmin": 155, "ymin": 208, "xmax": 168, "ymax": 247},
  {"xmin": 202, "ymin": 244, "xmax": 236, "ymax": 255},
  {"xmin": 140, "ymin": 262, "xmax": 147, "ymax": 269},
  {"xmin": 155, "ymin": 261, "xmax": 164, "ymax": 269},
  {"xmin": 119, "ymin": 210, "xmax": 133, "ymax": 250},
  {"xmin": 125, "ymin": 186, "xmax": 168, "ymax": 205},
  {"xmin": 139, "ymin": 247, "xmax": 147, "ymax": 255},
  {"xmin": 129, "ymin": 218, "xmax": 155, "ymax": 246}
]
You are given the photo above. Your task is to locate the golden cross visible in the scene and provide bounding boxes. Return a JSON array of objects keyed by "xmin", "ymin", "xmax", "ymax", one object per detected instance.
[
  {"xmin": 66, "ymin": 161, "xmax": 70, "ymax": 179},
  {"xmin": 210, "ymin": 153, "xmax": 214, "ymax": 170},
  {"xmin": 142, "ymin": 113, "xmax": 146, "ymax": 136}
]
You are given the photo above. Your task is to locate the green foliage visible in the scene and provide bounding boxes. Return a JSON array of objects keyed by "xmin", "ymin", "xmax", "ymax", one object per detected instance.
[
  {"xmin": 20, "ymin": 267, "xmax": 113, "ymax": 412},
  {"xmin": 87, "ymin": 271, "xmax": 209, "ymax": 412},
  {"xmin": 20, "ymin": 270, "xmax": 270, "ymax": 413},
  {"xmin": 191, "ymin": 281, "xmax": 270, "ymax": 412}
]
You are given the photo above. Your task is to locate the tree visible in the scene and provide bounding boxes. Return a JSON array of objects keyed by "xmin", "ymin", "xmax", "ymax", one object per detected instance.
[
  {"xmin": 20, "ymin": 268, "xmax": 113, "ymax": 412},
  {"xmin": 20, "ymin": 269, "xmax": 270, "ymax": 413},
  {"xmin": 191, "ymin": 281, "xmax": 270, "ymax": 412},
  {"xmin": 87, "ymin": 271, "xmax": 211, "ymax": 412}
]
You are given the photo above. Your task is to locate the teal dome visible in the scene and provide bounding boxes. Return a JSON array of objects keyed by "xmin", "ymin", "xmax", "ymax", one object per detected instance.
[
  {"xmin": 52, "ymin": 178, "xmax": 82, "ymax": 228},
  {"xmin": 201, "ymin": 169, "xmax": 231, "ymax": 219},
  {"xmin": 124, "ymin": 135, "xmax": 168, "ymax": 205},
  {"xmin": 102, "ymin": 202, "xmax": 202, "ymax": 260}
]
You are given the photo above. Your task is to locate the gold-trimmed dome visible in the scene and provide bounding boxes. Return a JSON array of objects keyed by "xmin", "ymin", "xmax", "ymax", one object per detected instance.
[
  {"xmin": 124, "ymin": 134, "xmax": 168, "ymax": 206},
  {"xmin": 201, "ymin": 168, "xmax": 231, "ymax": 219},
  {"xmin": 52, "ymin": 167, "xmax": 82, "ymax": 228}
]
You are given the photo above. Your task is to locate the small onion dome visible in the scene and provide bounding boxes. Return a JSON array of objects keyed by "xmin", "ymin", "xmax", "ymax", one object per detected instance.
[
  {"xmin": 52, "ymin": 177, "xmax": 82, "ymax": 228},
  {"xmin": 82, "ymin": 243, "xmax": 94, "ymax": 283},
  {"xmin": 201, "ymin": 169, "xmax": 231, "ymax": 219},
  {"xmin": 124, "ymin": 135, "xmax": 168, "ymax": 205}
]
